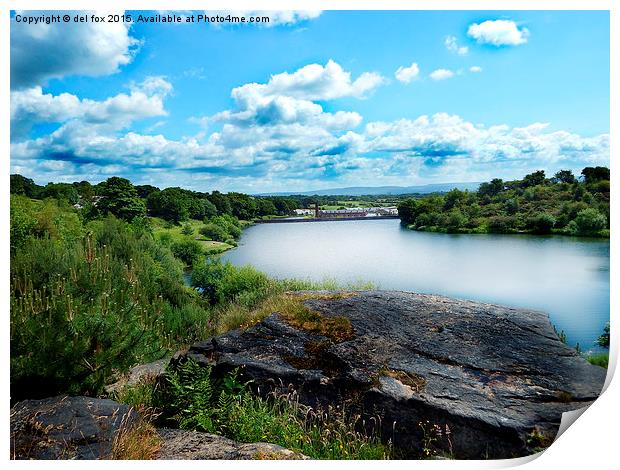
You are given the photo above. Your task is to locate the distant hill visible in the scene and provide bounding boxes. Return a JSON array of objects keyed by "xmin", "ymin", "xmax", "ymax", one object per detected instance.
[{"xmin": 257, "ymin": 182, "xmax": 481, "ymax": 197}]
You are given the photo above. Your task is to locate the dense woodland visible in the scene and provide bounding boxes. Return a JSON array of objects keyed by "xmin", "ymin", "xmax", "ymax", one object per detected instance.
[{"xmin": 397, "ymin": 167, "xmax": 610, "ymax": 237}]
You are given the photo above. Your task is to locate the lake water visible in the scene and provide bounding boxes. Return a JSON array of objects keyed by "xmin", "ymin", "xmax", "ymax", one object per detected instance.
[{"xmin": 221, "ymin": 219, "xmax": 609, "ymax": 351}]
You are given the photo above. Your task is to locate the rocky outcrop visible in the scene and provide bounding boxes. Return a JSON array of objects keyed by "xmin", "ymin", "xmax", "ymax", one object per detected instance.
[
  {"xmin": 156, "ymin": 429, "xmax": 307, "ymax": 460},
  {"xmin": 177, "ymin": 291, "xmax": 607, "ymax": 459},
  {"xmin": 104, "ymin": 358, "xmax": 168, "ymax": 395},
  {"xmin": 10, "ymin": 396, "xmax": 138, "ymax": 459},
  {"xmin": 10, "ymin": 396, "xmax": 305, "ymax": 460}
]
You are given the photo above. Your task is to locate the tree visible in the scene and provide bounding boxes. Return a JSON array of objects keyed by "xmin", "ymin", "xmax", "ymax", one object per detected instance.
[
  {"xmin": 147, "ymin": 187, "xmax": 191, "ymax": 223},
  {"xmin": 207, "ymin": 191, "xmax": 232, "ymax": 215},
  {"xmin": 443, "ymin": 189, "xmax": 467, "ymax": 210},
  {"xmin": 478, "ymin": 178, "xmax": 504, "ymax": 197},
  {"xmin": 397, "ymin": 199, "xmax": 420, "ymax": 225},
  {"xmin": 597, "ymin": 324, "xmax": 610, "ymax": 348},
  {"xmin": 521, "ymin": 170, "xmax": 546, "ymax": 188},
  {"xmin": 170, "ymin": 239, "xmax": 203, "ymax": 266},
  {"xmin": 98, "ymin": 177, "xmax": 146, "ymax": 221},
  {"xmin": 42, "ymin": 183, "xmax": 79, "ymax": 204},
  {"xmin": 553, "ymin": 170, "xmax": 576, "ymax": 184},
  {"xmin": 257, "ymin": 199, "xmax": 277, "ymax": 217},
  {"xmin": 227, "ymin": 192, "xmax": 258, "ymax": 220},
  {"xmin": 11, "ymin": 174, "xmax": 42, "ymax": 198},
  {"xmin": 135, "ymin": 184, "xmax": 160, "ymax": 199},
  {"xmin": 581, "ymin": 166, "xmax": 610, "ymax": 184}
]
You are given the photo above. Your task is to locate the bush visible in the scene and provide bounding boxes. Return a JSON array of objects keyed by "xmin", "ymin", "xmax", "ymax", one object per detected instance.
[
  {"xmin": 525, "ymin": 213, "xmax": 556, "ymax": 234},
  {"xmin": 191, "ymin": 258, "xmax": 272, "ymax": 306},
  {"xmin": 570, "ymin": 208, "xmax": 607, "ymax": 235},
  {"xmin": 200, "ymin": 223, "xmax": 228, "ymax": 242},
  {"xmin": 487, "ymin": 216, "xmax": 515, "ymax": 233},
  {"xmin": 181, "ymin": 223, "xmax": 194, "ymax": 236},
  {"xmin": 170, "ymin": 239, "xmax": 203, "ymax": 266}
]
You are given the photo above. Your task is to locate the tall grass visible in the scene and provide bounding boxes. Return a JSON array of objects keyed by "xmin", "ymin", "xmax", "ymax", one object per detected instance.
[{"xmin": 153, "ymin": 359, "xmax": 390, "ymax": 459}]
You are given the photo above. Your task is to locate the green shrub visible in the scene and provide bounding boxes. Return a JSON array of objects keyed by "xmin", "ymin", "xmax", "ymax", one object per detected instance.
[
  {"xmin": 170, "ymin": 239, "xmax": 203, "ymax": 266},
  {"xmin": 569, "ymin": 208, "xmax": 608, "ymax": 235},
  {"xmin": 191, "ymin": 258, "xmax": 272, "ymax": 306},
  {"xmin": 200, "ymin": 223, "xmax": 228, "ymax": 242},
  {"xmin": 597, "ymin": 323, "xmax": 610, "ymax": 348},
  {"xmin": 526, "ymin": 213, "xmax": 556, "ymax": 234},
  {"xmin": 181, "ymin": 223, "xmax": 194, "ymax": 236}
]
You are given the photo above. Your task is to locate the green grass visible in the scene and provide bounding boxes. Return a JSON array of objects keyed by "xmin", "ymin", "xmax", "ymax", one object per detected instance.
[
  {"xmin": 586, "ymin": 352, "xmax": 609, "ymax": 368},
  {"xmin": 151, "ymin": 217, "xmax": 233, "ymax": 254},
  {"xmin": 146, "ymin": 359, "xmax": 391, "ymax": 460}
]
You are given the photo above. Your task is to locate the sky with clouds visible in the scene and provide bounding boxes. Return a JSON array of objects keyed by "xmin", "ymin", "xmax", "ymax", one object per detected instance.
[{"xmin": 10, "ymin": 10, "xmax": 609, "ymax": 192}]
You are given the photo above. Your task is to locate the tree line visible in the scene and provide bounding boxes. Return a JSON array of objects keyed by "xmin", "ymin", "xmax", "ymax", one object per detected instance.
[
  {"xmin": 10, "ymin": 174, "xmax": 303, "ymax": 223},
  {"xmin": 397, "ymin": 167, "xmax": 610, "ymax": 237}
]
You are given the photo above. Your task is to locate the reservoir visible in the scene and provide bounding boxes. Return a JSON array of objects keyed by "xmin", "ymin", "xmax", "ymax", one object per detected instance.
[{"xmin": 221, "ymin": 219, "xmax": 609, "ymax": 350}]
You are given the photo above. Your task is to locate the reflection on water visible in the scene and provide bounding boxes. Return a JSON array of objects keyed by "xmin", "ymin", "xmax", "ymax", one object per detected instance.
[{"xmin": 221, "ymin": 219, "xmax": 609, "ymax": 350}]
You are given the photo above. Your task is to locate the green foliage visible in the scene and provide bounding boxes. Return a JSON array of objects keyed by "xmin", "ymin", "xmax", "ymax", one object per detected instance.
[
  {"xmin": 569, "ymin": 208, "xmax": 607, "ymax": 236},
  {"xmin": 98, "ymin": 177, "xmax": 146, "ymax": 221},
  {"xmin": 156, "ymin": 360, "xmax": 390, "ymax": 459},
  {"xmin": 553, "ymin": 170, "xmax": 576, "ymax": 184},
  {"xmin": 397, "ymin": 167, "xmax": 609, "ymax": 237},
  {"xmin": 191, "ymin": 258, "xmax": 271, "ymax": 306},
  {"xmin": 170, "ymin": 238, "xmax": 204, "ymax": 266},
  {"xmin": 597, "ymin": 323, "xmax": 610, "ymax": 349},
  {"xmin": 11, "ymin": 174, "xmax": 42, "ymax": 198},
  {"xmin": 582, "ymin": 166, "xmax": 610, "ymax": 184},
  {"xmin": 180, "ymin": 223, "xmax": 194, "ymax": 236},
  {"xmin": 200, "ymin": 223, "xmax": 229, "ymax": 242},
  {"xmin": 10, "ymin": 199, "xmax": 212, "ymax": 399},
  {"xmin": 586, "ymin": 352, "xmax": 609, "ymax": 369},
  {"xmin": 525, "ymin": 213, "xmax": 556, "ymax": 234}
]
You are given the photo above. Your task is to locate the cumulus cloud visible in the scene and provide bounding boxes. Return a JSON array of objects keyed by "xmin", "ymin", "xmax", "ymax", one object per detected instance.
[
  {"xmin": 469, "ymin": 66, "xmax": 483, "ymax": 73},
  {"xmin": 395, "ymin": 62, "xmax": 420, "ymax": 83},
  {"xmin": 430, "ymin": 69, "xmax": 454, "ymax": 81},
  {"xmin": 11, "ymin": 10, "xmax": 140, "ymax": 89},
  {"xmin": 231, "ymin": 60, "xmax": 385, "ymax": 105},
  {"xmin": 9, "ymin": 58, "xmax": 609, "ymax": 191},
  {"xmin": 467, "ymin": 20, "xmax": 529, "ymax": 46},
  {"xmin": 11, "ymin": 77, "xmax": 172, "ymax": 140},
  {"xmin": 445, "ymin": 36, "xmax": 469, "ymax": 55}
]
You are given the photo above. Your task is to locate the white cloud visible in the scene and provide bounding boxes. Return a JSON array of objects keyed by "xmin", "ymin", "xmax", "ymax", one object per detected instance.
[
  {"xmin": 11, "ymin": 77, "xmax": 172, "ymax": 140},
  {"xmin": 232, "ymin": 60, "xmax": 385, "ymax": 106},
  {"xmin": 11, "ymin": 10, "xmax": 140, "ymax": 89},
  {"xmin": 467, "ymin": 20, "xmax": 529, "ymax": 46},
  {"xmin": 469, "ymin": 66, "xmax": 483, "ymax": 73},
  {"xmin": 445, "ymin": 36, "xmax": 469, "ymax": 55},
  {"xmin": 395, "ymin": 62, "xmax": 420, "ymax": 83},
  {"xmin": 429, "ymin": 69, "xmax": 454, "ymax": 81}
]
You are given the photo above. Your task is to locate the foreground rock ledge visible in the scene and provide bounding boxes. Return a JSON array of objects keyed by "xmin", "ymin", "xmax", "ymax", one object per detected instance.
[{"xmin": 180, "ymin": 290, "xmax": 606, "ymax": 459}]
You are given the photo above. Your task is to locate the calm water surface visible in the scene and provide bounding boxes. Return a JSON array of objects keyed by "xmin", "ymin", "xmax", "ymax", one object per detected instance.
[{"xmin": 221, "ymin": 219, "xmax": 609, "ymax": 350}]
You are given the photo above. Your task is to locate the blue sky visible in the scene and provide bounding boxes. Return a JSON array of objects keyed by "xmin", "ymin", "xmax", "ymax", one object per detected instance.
[{"xmin": 10, "ymin": 10, "xmax": 610, "ymax": 192}]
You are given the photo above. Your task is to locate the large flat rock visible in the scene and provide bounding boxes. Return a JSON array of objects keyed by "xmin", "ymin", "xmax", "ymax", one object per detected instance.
[{"xmin": 179, "ymin": 291, "xmax": 606, "ymax": 459}]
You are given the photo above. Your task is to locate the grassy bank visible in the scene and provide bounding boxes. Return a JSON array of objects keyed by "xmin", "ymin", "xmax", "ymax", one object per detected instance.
[{"xmin": 151, "ymin": 217, "xmax": 233, "ymax": 255}]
